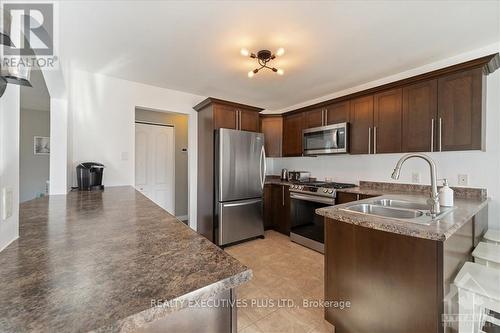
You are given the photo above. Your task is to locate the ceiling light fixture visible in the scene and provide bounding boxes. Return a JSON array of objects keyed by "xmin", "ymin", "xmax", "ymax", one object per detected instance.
[{"xmin": 241, "ymin": 48, "xmax": 285, "ymax": 78}]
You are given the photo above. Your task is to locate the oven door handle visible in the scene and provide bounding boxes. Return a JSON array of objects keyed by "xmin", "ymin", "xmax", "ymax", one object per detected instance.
[{"xmin": 290, "ymin": 193, "xmax": 335, "ymax": 205}]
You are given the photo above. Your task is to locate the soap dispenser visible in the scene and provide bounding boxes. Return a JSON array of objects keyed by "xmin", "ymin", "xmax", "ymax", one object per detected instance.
[{"xmin": 439, "ymin": 179, "xmax": 454, "ymax": 207}]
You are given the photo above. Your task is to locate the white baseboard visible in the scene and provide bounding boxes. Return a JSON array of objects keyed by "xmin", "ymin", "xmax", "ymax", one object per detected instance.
[{"xmin": 176, "ymin": 215, "xmax": 188, "ymax": 221}]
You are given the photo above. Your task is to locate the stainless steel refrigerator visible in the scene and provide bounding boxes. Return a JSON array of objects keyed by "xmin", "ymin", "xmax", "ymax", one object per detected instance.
[{"xmin": 215, "ymin": 128, "xmax": 266, "ymax": 246}]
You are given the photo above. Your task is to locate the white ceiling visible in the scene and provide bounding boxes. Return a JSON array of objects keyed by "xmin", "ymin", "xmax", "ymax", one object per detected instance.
[{"xmin": 60, "ymin": 1, "xmax": 500, "ymax": 110}]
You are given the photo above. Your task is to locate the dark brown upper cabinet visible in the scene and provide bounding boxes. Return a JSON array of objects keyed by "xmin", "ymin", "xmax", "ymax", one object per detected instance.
[
  {"xmin": 304, "ymin": 102, "xmax": 349, "ymax": 129},
  {"xmin": 213, "ymin": 103, "xmax": 238, "ymax": 130},
  {"xmin": 438, "ymin": 68, "xmax": 484, "ymax": 151},
  {"xmin": 194, "ymin": 98, "xmax": 262, "ymax": 132},
  {"xmin": 325, "ymin": 100, "xmax": 350, "ymax": 124},
  {"xmin": 283, "ymin": 112, "xmax": 305, "ymax": 157},
  {"xmin": 239, "ymin": 108, "xmax": 260, "ymax": 132},
  {"xmin": 260, "ymin": 115, "xmax": 283, "ymax": 157},
  {"xmin": 349, "ymin": 95, "xmax": 374, "ymax": 154},
  {"xmin": 283, "ymin": 54, "xmax": 497, "ymax": 155},
  {"xmin": 373, "ymin": 88, "xmax": 403, "ymax": 154},
  {"xmin": 402, "ymin": 80, "xmax": 438, "ymax": 152},
  {"xmin": 304, "ymin": 108, "xmax": 324, "ymax": 128}
]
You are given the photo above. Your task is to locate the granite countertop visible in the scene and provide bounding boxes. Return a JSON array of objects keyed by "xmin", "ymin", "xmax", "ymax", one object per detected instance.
[
  {"xmin": 264, "ymin": 176, "xmax": 294, "ymax": 186},
  {"xmin": 0, "ymin": 186, "xmax": 251, "ymax": 333},
  {"xmin": 316, "ymin": 182, "xmax": 489, "ymax": 242}
]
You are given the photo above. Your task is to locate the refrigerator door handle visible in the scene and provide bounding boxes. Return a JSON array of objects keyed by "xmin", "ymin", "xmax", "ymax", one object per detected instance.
[
  {"xmin": 222, "ymin": 198, "xmax": 263, "ymax": 208},
  {"xmin": 260, "ymin": 145, "xmax": 266, "ymax": 190}
]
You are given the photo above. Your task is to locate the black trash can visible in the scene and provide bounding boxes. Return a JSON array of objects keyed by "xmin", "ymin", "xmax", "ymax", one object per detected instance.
[{"xmin": 76, "ymin": 162, "xmax": 105, "ymax": 191}]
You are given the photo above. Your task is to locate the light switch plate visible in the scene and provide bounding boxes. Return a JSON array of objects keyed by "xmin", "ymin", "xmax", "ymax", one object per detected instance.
[
  {"xmin": 2, "ymin": 187, "xmax": 13, "ymax": 220},
  {"xmin": 412, "ymin": 172, "xmax": 421, "ymax": 183},
  {"xmin": 458, "ymin": 174, "xmax": 468, "ymax": 186}
]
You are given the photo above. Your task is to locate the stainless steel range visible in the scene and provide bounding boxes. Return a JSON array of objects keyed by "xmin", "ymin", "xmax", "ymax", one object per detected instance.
[{"xmin": 289, "ymin": 181, "xmax": 356, "ymax": 253}]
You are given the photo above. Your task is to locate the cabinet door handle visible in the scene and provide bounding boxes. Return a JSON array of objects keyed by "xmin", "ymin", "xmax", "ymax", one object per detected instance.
[
  {"xmin": 282, "ymin": 186, "xmax": 285, "ymax": 206},
  {"xmin": 430, "ymin": 118, "xmax": 434, "ymax": 152},
  {"xmin": 235, "ymin": 109, "xmax": 238, "ymax": 129},
  {"xmin": 439, "ymin": 117, "xmax": 443, "ymax": 152},
  {"xmin": 373, "ymin": 126, "xmax": 377, "ymax": 154},
  {"xmin": 239, "ymin": 110, "xmax": 242, "ymax": 130},
  {"xmin": 368, "ymin": 127, "xmax": 372, "ymax": 154},
  {"xmin": 324, "ymin": 109, "xmax": 328, "ymax": 125}
]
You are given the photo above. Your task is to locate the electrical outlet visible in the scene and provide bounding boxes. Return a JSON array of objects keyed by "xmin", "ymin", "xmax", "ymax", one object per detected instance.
[
  {"xmin": 412, "ymin": 172, "xmax": 421, "ymax": 183},
  {"xmin": 458, "ymin": 174, "xmax": 468, "ymax": 186}
]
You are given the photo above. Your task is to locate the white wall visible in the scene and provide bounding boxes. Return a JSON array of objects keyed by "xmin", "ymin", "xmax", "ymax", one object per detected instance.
[
  {"xmin": 49, "ymin": 98, "xmax": 69, "ymax": 194},
  {"xmin": 269, "ymin": 70, "xmax": 500, "ymax": 229},
  {"xmin": 19, "ymin": 108, "xmax": 50, "ymax": 202},
  {"xmin": 135, "ymin": 109, "xmax": 189, "ymax": 219},
  {"xmin": 69, "ymin": 70, "xmax": 204, "ymax": 229},
  {"xmin": 0, "ymin": 85, "xmax": 20, "ymax": 252}
]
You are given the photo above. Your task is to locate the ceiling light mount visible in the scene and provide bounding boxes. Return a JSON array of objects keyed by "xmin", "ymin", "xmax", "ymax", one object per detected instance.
[{"xmin": 241, "ymin": 48, "xmax": 285, "ymax": 78}]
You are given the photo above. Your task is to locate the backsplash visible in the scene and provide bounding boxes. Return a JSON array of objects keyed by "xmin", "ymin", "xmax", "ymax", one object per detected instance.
[{"xmin": 266, "ymin": 150, "xmax": 499, "ymax": 228}]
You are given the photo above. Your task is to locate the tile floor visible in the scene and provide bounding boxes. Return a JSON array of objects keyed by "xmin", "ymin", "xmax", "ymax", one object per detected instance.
[{"xmin": 225, "ymin": 231, "xmax": 334, "ymax": 333}]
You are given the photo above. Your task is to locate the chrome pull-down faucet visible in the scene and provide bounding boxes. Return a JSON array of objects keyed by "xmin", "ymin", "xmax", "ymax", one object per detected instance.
[{"xmin": 391, "ymin": 154, "xmax": 440, "ymax": 217}]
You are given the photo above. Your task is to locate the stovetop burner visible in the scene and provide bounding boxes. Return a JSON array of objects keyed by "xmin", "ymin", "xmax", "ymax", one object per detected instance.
[
  {"xmin": 321, "ymin": 182, "xmax": 357, "ymax": 189},
  {"xmin": 299, "ymin": 181, "xmax": 356, "ymax": 189},
  {"xmin": 289, "ymin": 181, "xmax": 356, "ymax": 198}
]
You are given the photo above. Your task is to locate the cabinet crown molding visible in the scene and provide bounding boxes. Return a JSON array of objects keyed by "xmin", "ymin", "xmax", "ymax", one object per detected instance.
[{"xmin": 193, "ymin": 97, "xmax": 264, "ymax": 112}]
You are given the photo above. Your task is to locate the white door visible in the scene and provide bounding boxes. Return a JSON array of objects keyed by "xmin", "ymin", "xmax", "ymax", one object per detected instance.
[{"xmin": 135, "ymin": 123, "xmax": 175, "ymax": 214}]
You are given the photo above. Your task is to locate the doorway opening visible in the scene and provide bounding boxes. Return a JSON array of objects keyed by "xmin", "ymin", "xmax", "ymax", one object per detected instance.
[
  {"xmin": 134, "ymin": 108, "xmax": 189, "ymax": 223},
  {"xmin": 19, "ymin": 69, "xmax": 50, "ymax": 203}
]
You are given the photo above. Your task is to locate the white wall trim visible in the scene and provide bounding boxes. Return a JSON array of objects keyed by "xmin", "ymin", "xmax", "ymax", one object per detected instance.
[{"xmin": 49, "ymin": 98, "xmax": 69, "ymax": 195}]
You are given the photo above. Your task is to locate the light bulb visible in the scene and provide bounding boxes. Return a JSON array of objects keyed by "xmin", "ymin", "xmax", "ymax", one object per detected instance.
[
  {"xmin": 240, "ymin": 48, "xmax": 250, "ymax": 57},
  {"xmin": 248, "ymin": 70, "xmax": 255, "ymax": 78},
  {"xmin": 277, "ymin": 68, "xmax": 284, "ymax": 75},
  {"xmin": 276, "ymin": 48, "xmax": 285, "ymax": 57}
]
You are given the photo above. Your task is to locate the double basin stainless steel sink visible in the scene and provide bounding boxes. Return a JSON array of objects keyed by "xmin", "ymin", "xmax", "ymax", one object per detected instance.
[{"xmin": 340, "ymin": 198, "xmax": 454, "ymax": 225}]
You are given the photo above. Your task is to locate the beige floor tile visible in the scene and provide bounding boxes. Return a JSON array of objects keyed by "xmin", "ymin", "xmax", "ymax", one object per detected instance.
[
  {"xmin": 226, "ymin": 230, "xmax": 331, "ymax": 333},
  {"xmin": 254, "ymin": 308, "xmax": 316, "ymax": 333},
  {"xmin": 307, "ymin": 320, "xmax": 335, "ymax": 333},
  {"xmin": 238, "ymin": 300, "xmax": 278, "ymax": 323},
  {"xmin": 237, "ymin": 308, "xmax": 254, "ymax": 331},
  {"xmin": 239, "ymin": 323, "xmax": 265, "ymax": 333}
]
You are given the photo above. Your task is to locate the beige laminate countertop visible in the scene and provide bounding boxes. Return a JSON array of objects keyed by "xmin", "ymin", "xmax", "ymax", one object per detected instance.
[
  {"xmin": 265, "ymin": 177, "xmax": 488, "ymax": 242},
  {"xmin": 0, "ymin": 186, "xmax": 251, "ymax": 333},
  {"xmin": 316, "ymin": 193, "xmax": 488, "ymax": 242}
]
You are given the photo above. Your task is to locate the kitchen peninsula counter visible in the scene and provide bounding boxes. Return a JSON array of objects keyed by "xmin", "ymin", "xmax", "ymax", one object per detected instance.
[
  {"xmin": 316, "ymin": 181, "xmax": 489, "ymax": 241},
  {"xmin": 0, "ymin": 186, "xmax": 251, "ymax": 332}
]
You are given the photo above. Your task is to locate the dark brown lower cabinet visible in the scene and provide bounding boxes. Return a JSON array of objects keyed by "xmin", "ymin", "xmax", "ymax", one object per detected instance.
[
  {"xmin": 263, "ymin": 184, "xmax": 274, "ymax": 230},
  {"xmin": 263, "ymin": 184, "xmax": 291, "ymax": 235},
  {"xmin": 324, "ymin": 208, "xmax": 488, "ymax": 333},
  {"xmin": 272, "ymin": 185, "xmax": 290, "ymax": 235},
  {"xmin": 336, "ymin": 192, "xmax": 378, "ymax": 204},
  {"xmin": 335, "ymin": 192, "xmax": 359, "ymax": 204}
]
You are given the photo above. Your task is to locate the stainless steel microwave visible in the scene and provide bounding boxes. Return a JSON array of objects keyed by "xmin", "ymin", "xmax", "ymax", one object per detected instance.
[{"xmin": 302, "ymin": 122, "xmax": 349, "ymax": 155}]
